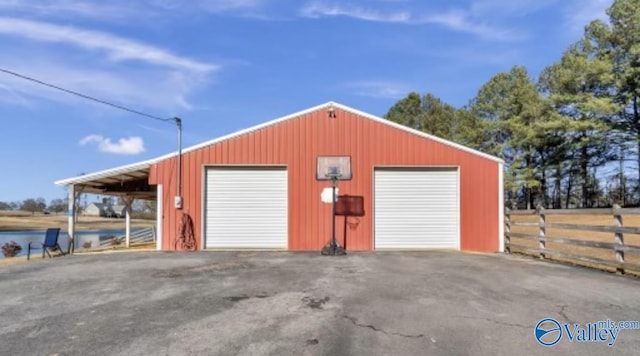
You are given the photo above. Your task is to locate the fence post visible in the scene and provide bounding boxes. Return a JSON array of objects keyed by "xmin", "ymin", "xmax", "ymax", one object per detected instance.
[
  {"xmin": 505, "ymin": 208, "xmax": 511, "ymax": 253},
  {"xmin": 538, "ymin": 206, "xmax": 546, "ymax": 259},
  {"xmin": 613, "ymin": 204, "xmax": 624, "ymax": 274}
]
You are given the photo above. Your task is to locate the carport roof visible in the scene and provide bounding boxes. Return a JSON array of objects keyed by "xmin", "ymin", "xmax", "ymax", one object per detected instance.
[{"xmin": 54, "ymin": 159, "xmax": 157, "ymax": 199}]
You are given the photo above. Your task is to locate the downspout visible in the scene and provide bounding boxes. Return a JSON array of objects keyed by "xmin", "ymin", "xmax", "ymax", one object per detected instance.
[{"xmin": 175, "ymin": 117, "xmax": 183, "ymax": 209}]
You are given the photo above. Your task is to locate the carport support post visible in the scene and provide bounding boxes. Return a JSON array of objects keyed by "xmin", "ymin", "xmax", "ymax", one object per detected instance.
[
  {"xmin": 67, "ymin": 184, "xmax": 75, "ymax": 253},
  {"xmin": 613, "ymin": 204, "xmax": 624, "ymax": 274},
  {"xmin": 538, "ymin": 206, "xmax": 545, "ymax": 259},
  {"xmin": 156, "ymin": 184, "xmax": 163, "ymax": 251},
  {"xmin": 124, "ymin": 196, "xmax": 134, "ymax": 248}
]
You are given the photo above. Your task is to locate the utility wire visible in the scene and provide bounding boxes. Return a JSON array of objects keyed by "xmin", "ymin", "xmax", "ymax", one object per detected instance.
[{"xmin": 0, "ymin": 67, "xmax": 174, "ymax": 123}]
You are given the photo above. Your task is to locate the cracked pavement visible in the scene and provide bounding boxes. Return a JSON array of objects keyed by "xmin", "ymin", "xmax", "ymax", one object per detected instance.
[{"xmin": 1, "ymin": 251, "xmax": 639, "ymax": 355}]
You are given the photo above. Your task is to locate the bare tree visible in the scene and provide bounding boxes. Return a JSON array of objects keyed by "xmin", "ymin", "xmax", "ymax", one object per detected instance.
[{"xmin": 21, "ymin": 198, "xmax": 38, "ymax": 215}]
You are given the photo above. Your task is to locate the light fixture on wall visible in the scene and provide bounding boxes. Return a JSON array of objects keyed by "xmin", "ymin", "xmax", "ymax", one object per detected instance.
[{"xmin": 327, "ymin": 104, "xmax": 336, "ymax": 118}]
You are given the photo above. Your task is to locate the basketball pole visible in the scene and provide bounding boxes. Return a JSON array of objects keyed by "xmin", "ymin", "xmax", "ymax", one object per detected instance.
[
  {"xmin": 331, "ymin": 176, "xmax": 337, "ymax": 255},
  {"xmin": 318, "ymin": 155, "xmax": 349, "ymax": 256}
]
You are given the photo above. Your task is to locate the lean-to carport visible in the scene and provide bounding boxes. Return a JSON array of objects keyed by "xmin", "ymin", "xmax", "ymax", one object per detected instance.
[{"xmin": 54, "ymin": 159, "xmax": 161, "ymax": 251}]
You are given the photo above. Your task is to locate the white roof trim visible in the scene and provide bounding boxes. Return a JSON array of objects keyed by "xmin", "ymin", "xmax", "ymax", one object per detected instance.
[
  {"xmin": 331, "ymin": 102, "xmax": 503, "ymax": 163},
  {"xmin": 157, "ymin": 101, "xmax": 502, "ymax": 163},
  {"xmin": 56, "ymin": 101, "xmax": 502, "ymax": 185},
  {"xmin": 54, "ymin": 159, "xmax": 155, "ymax": 186},
  {"xmin": 153, "ymin": 101, "xmax": 337, "ymax": 161}
]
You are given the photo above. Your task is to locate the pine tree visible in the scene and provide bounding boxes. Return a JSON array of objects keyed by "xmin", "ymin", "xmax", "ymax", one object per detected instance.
[
  {"xmin": 599, "ymin": 0, "xmax": 640, "ymax": 196},
  {"xmin": 471, "ymin": 66, "xmax": 546, "ymax": 209},
  {"xmin": 539, "ymin": 34, "xmax": 618, "ymax": 208},
  {"xmin": 384, "ymin": 92, "xmax": 477, "ymax": 145}
]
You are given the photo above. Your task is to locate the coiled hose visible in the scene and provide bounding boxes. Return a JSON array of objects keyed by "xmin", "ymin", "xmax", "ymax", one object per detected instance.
[{"xmin": 175, "ymin": 212, "xmax": 197, "ymax": 251}]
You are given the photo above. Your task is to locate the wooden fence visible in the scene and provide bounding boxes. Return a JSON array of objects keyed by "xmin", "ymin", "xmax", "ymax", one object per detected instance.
[{"xmin": 505, "ymin": 205, "xmax": 640, "ymax": 275}]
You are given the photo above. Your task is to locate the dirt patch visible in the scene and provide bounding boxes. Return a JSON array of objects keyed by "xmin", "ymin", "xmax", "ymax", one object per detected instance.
[
  {"xmin": 0, "ymin": 255, "xmax": 30, "ymax": 266},
  {"xmin": 0, "ymin": 246, "xmax": 158, "ymax": 267},
  {"xmin": 76, "ymin": 243, "xmax": 156, "ymax": 254}
]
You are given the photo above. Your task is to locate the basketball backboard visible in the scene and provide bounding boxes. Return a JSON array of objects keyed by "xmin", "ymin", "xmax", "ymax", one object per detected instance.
[{"xmin": 316, "ymin": 156, "xmax": 352, "ymax": 180}]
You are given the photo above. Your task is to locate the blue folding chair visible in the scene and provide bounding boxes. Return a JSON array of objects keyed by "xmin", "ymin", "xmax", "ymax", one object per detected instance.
[{"xmin": 28, "ymin": 228, "xmax": 65, "ymax": 260}]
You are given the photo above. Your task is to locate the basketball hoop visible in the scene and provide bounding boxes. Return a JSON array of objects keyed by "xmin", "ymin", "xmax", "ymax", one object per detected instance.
[
  {"xmin": 316, "ymin": 156, "xmax": 351, "ymax": 256},
  {"xmin": 316, "ymin": 156, "xmax": 352, "ymax": 181},
  {"xmin": 347, "ymin": 217, "xmax": 360, "ymax": 230}
]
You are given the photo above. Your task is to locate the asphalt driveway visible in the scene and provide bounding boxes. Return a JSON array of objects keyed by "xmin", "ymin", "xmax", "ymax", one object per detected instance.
[{"xmin": 1, "ymin": 251, "xmax": 639, "ymax": 355}]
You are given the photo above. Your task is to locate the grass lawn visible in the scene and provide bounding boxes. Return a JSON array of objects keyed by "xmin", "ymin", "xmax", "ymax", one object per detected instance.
[
  {"xmin": 0, "ymin": 243, "xmax": 156, "ymax": 266},
  {"xmin": 0, "ymin": 210, "xmax": 155, "ymax": 231}
]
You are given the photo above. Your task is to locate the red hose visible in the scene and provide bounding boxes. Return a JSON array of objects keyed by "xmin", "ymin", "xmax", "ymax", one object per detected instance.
[{"xmin": 175, "ymin": 212, "xmax": 197, "ymax": 251}]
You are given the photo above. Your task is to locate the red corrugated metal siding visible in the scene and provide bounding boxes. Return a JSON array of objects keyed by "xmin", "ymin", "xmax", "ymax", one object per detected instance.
[{"xmin": 149, "ymin": 107, "xmax": 500, "ymax": 252}]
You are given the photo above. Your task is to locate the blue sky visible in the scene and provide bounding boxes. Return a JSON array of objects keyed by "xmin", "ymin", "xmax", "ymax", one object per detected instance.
[{"xmin": 0, "ymin": 0, "xmax": 611, "ymax": 203}]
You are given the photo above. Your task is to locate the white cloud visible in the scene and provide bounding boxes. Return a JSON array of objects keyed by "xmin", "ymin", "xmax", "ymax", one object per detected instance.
[
  {"xmin": 79, "ymin": 134, "xmax": 146, "ymax": 155},
  {"xmin": 0, "ymin": 82, "xmax": 32, "ymax": 107},
  {"xmin": 469, "ymin": 0, "xmax": 559, "ymax": 17},
  {"xmin": 300, "ymin": 2, "xmax": 522, "ymax": 41},
  {"xmin": 346, "ymin": 81, "xmax": 411, "ymax": 99},
  {"xmin": 149, "ymin": 0, "xmax": 261, "ymax": 11},
  {"xmin": 423, "ymin": 10, "xmax": 523, "ymax": 41},
  {"xmin": 302, "ymin": 3, "xmax": 411, "ymax": 22},
  {"xmin": 0, "ymin": 0, "xmax": 137, "ymax": 20},
  {"xmin": 0, "ymin": 16, "xmax": 217, "ymax": 112},
  {"xmin": 0, "ymin": 55, "xmax": 205, "ymax": 112},
  {"xmin": 0, "ymin": 17, "xmax": 217, "ymax": 72},
  {"xmin": 0, "ymin": 0, "xmax": 265, "ymax": 17},
  {"xmin": 564, "ymin": 0, "xmax": 610, "ymax": 33}
]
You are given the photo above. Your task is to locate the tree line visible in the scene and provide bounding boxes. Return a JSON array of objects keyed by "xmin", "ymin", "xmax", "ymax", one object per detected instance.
[
  {"xmin": 384, "ymin": 0, "xmax": 640, "ymax": 209},
  {"xmin": 0, "ymin": 198, "xmax": 66, "ymax": 214},
  {"xmin": 0, "ymin": 196, "xmax": 156, "ymax": 216}
]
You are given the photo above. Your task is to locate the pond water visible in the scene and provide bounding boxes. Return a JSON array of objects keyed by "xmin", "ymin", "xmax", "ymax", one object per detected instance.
[{"xmin": 0, "ymin": 229, "xmax": 142, "ymax": 259}]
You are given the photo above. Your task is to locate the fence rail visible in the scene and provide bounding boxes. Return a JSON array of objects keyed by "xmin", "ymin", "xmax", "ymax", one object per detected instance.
[
  {"xmin": 505, "ymin": 205, "xmax": 640, "ymax": 275},
  {"xmin": 507, "ymin": 207, "xmax": 640, "ymax": 216},
  {"xmin": 99, "ymin": 227, "xmax": 155, "ymax": 247}
]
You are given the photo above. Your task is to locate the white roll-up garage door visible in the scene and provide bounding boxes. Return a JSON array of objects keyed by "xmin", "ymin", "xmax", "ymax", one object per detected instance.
[
  {"xmin": 205, "ymin": 167, "xmax": 288, "ymax": 249},
  {"xmin": 374, "ymin": 167, "xmax": 459, "ymax": 249}
]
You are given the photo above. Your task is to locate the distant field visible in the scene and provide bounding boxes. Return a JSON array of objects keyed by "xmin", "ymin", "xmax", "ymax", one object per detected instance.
[
  {"xmin": 0, "ymin": 211, "xmax": 155, "ymax": 231},
  {"xmin": 0, "ymin": 210, "xmax": 35, "ymax": 218},
  {"xmin": 508, "ymin": 213, "xmax": 640, "ymax": 274}
]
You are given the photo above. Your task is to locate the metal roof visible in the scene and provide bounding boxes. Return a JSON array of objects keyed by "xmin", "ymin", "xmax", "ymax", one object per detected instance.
[
  {"xmin": 54, "ymin": 101, "xmax": 503, "ymax": 194},
  {"xmin": 155, "ymin": 101, "xmax": 503, "ymax": 164},
  {"xmin": 54, "ymin": 159, "xmax": 157, "ymax": 198}
]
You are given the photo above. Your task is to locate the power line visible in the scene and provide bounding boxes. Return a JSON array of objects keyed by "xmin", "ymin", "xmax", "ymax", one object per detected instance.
[{"xmin": 0, "ymin": 67, "xmax": 174, "ymax": 123}]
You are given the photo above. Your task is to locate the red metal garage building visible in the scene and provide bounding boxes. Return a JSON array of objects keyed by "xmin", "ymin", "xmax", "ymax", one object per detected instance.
[{"xmin": 148, "ymin": 102, "xmax": 504, "ymax": 252}]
